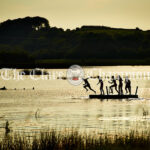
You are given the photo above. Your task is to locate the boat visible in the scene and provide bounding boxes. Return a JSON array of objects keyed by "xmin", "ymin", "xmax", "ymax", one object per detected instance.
[{"xmin": 89, "ymin": 86, "xmax": 138, "ymax": 99}]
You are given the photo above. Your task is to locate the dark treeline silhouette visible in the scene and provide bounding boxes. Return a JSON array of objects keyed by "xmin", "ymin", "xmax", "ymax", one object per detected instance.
[{"xmin": 0, "ymin": 16, "xmax": 150, "ymax": 68}]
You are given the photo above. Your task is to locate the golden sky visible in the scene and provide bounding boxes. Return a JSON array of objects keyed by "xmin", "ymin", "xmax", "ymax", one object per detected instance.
[{"xmin": 0, "ymin": 0, "xmax": 150, "ymax": 30}]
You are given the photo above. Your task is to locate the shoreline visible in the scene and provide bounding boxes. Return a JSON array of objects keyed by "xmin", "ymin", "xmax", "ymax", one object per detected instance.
[{"xmin": 0, "ymin": 59, "xmax": 150, "ymax": 69}]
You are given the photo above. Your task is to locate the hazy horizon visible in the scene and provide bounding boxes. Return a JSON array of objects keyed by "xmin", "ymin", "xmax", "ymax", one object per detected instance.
[{"xmin": 0, "ymin": 0, "xmax": 150, "ymax": 30}]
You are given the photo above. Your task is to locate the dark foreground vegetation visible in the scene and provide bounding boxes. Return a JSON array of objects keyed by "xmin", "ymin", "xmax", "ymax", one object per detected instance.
[
  {"xmin": 1, "ymin": 129, "xmax": 150, "ymax": 150},
  {"xmin": 0, "ymin": 16, "xmax": 150, "ymax": 68}
]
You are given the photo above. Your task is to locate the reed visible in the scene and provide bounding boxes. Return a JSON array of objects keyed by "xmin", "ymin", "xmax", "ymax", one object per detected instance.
[{"xmin": 0, "ymin": 129, "xmax": 150, "ymax": 150}]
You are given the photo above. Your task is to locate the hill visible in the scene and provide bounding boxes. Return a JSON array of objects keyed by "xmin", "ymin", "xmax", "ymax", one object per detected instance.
[{"xmin": 0, "ymin": 16, "xmax": 150, "ymax": 68}]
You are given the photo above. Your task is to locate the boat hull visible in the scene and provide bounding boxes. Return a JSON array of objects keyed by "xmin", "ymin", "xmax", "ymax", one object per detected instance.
[{"xmin": 89, "ymin": 95, "xmax": 138, "ymax": 99}]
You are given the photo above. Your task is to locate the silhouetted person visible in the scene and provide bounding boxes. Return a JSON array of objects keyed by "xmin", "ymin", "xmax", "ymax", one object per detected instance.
[
  {"xmin": 83, "ymin": 78, "xmax": 96, "ymax": 94},
  {"xmin": 125, "ymin": 77, "xmax": 131, "ymax": 95},
  {"xmin": 33, "ymin": 87, "xmax": 35, "ymax": 90},
  {"xmin": 117, "ymin": 75, "xmax": 123, "ymax": 95},
  {"xmin": 108, "ymin": 76, "xmax": 118, "ymax": 94},
  {"xmin": 97, "ymin": 76, "xmax": 104, "ymax": 95}
]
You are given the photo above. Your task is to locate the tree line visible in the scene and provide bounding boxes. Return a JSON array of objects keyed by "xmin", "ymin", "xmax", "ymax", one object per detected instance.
[{"xmin": 0, "ymin": 16, "xmax": 150, "ymax": 68}]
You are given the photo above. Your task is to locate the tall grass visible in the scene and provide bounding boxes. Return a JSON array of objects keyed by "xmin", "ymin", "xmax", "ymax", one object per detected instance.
[{"xmin": 0, "ymin": 129, "xmax": 150, "ymax": 150}]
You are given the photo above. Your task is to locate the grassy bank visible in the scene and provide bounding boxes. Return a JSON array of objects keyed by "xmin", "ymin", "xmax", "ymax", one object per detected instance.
[
  {"xmin": 1, "ymin": 59, "xmax": 150, "ymax": 69},
  {"xmin": 1, "ymin": 129, "xmax": 150, "ymax": 150}
]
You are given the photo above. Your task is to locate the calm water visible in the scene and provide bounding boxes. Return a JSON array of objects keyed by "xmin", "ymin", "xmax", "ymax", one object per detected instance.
[{"xmin": 0, "ymin": 66, "xmax": 150, "ymax": 135}]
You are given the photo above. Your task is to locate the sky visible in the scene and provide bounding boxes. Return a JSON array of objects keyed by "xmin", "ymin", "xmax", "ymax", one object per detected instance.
[{"xmin": 0, "ymin": 0, "xmax": 150, "ymax": 30}]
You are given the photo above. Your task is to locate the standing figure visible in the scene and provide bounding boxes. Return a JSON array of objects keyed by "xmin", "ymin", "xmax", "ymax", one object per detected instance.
[
  {"xmin": 97, "ymin": 76, "xmax": 105, "ymax": 95},
  {"xmin": 117, "ymin": 75, "xmax": 123, "ymax": 95},
  {"xmin": 108, "ymin": 76, "xmax": 118, "ymax": 94},
  {"xmin": 83, "ymin": 78, "xmax": 96, "ymax": 94},
  {"xmin": 125, "ymin": 77, "xmax": 131, "ymax": 95}
]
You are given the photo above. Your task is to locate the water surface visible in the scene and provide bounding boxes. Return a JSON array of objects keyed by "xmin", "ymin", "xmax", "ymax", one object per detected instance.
[{"xmin": 0, "ymin": 66, "xmax": 150, "ymax": 135}]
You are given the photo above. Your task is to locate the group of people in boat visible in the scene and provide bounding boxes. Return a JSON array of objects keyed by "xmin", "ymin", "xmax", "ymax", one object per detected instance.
[{"xmin": 83, "ymin": 75, "xmax": 131, "ymax": 95}]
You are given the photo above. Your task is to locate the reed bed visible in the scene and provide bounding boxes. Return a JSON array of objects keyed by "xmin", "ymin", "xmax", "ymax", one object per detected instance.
[{"xmin": 0, "ymin": 129, "xmax": 150, "ymax": 150}]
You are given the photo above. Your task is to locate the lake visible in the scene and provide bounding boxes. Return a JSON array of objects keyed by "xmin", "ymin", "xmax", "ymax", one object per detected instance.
[{"xmin": 0, "ymin": 66, "xmax": 150, "ymax": 136}]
